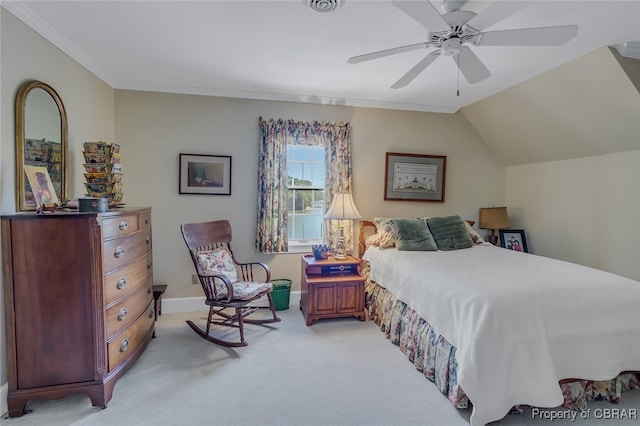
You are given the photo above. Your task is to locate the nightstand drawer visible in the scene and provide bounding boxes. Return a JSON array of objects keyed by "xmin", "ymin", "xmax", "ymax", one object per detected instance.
[{"xmin": 306, "ymin": 263, "xmax": 358, "ymax": 275}]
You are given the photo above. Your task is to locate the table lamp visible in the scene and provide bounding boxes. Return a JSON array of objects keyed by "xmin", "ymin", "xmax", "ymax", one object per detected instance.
[
  {"xmin": 324, "ymin": 193, "xmax": 362, "ymax": 259},
  {"xmin": 479, "ymin": 207, "xmax": 510, "ymax": 245}
]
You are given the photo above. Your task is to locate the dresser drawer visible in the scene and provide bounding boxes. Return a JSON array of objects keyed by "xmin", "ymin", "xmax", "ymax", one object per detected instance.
[
  {"xmin": 138, "ymin": 211, "xmax": 151, "ymax": 231},
  {"xmin": 103, "ymin": 230, "xmax": 152, "ymax": 273},
  {"xmin": 104, "ymin": 252, "xmax": 153, "ymax": 306},
  {"xmin": 106, "ymin": 284, "xmax": 153, "ymax": 339},
  {"xmin": 102, "ymin": 214, "xmax": 140, "ymax": 239},
  {"xmin": 107, "ymin": 301, "xmax": 154, "ymax": 372}
]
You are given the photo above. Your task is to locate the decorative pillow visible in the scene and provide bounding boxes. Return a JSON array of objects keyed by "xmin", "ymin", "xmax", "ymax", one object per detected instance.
[
  {"xmin": 372, "ymin": 217, "xmax": 397, "ymax": 249},
  {"xmin": 464, "ymin": 220, "xmax": 485, "ymax": 244},
  {"xmin": 426, "ymin": 215, "xmax": 474, "ymax": 251},
  {"xmin": 389, "ymin": 219, "xmax": 438, "ymax": 251},
  {"xmin": 196, "ymin": 247, "xmax": 239, "ymax": 283},
  {"xmin": 365, "ymin": 233, "xmax": 381, "ymax": 248}
]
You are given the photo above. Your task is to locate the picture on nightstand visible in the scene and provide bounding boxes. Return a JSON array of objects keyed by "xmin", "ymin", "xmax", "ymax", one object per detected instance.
[{"xmin": 499, "ymin": 229, "xmax": 528, "ymax": 253}]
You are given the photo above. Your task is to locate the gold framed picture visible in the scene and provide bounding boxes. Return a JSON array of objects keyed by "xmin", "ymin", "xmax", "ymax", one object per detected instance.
[{"xmin": 384, "ymin": 152, "xmax": 446, "ymax": 202}]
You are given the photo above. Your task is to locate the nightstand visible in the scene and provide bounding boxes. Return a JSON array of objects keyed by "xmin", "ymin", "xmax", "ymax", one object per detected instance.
[{"xmin": 300, "ymin": 254, "xmax": 365, "ymax": 326}]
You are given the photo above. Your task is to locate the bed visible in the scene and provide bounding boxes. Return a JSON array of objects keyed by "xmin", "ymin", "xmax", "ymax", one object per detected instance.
[{"xmin": 358, "ymin": 216, "xmax": 640, "ymax": 426}]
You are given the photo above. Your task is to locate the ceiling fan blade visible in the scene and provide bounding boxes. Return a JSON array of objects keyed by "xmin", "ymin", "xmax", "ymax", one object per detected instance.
[
  {"xmin": 391, "ymin": 51, "xmax": 441, "ymax": 89},
  {"xmin": 476, "ymin": 25, "xmax": 579, "ymax": 46},
  {"xmin": 347, "ymin": 42, "xmax": 428, "ymax": 64},
  {"xmin": 465, "ymin": 1, "xmax": 534, "ymax": 32},
  {"xmin": 456, "ymin": 46, "xmax": 491, "ymax": 84},
  {"xmin": 392, "ymin": 0, "xmax": 450, "ymax": 33}
]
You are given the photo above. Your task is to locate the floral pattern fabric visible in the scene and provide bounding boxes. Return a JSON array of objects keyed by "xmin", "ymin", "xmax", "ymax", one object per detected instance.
[
  {"xmin": 196, "ymin": 248, "xmax": 239, "ymax": 282},
  {"xmin": 362, "ymin": 268, "xmax": 640, "ymax": 416},
  {"xmin": 256, "ymin": 117, "xmax": 353, "ymax": 253}
]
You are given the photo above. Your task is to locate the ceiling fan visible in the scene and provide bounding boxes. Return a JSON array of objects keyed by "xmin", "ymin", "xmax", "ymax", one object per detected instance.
[{"xmin": 348, "ymin": 0, "xmax": 579, "ymax": 89}]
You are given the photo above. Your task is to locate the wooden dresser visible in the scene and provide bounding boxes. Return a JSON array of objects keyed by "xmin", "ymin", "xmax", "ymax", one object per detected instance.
[{"xmin": 1, "ymin": 207, "xmax": 154, "ymax": 417}]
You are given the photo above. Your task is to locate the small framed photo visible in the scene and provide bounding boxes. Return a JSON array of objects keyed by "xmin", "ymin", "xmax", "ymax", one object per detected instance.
[
  {"xmin": 384, "ymin": 152, "xmax": 446, "ymax": 202},
  {"xmin": 499, "ymin": 229, "xmax": 528, "ymax": 253},
  {"xmin": 179, "ymin": 154, "xmax": 231, "ymax": 195},
  {"xmin": 24, "ymin": 165, "xmax": 60, "ymax": 208}
]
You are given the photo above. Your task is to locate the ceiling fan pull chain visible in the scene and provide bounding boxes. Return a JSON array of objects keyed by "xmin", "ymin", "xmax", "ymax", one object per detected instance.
[{"xmin": 456, "ymin": 55, "xmax": 460, "ymax": 96}]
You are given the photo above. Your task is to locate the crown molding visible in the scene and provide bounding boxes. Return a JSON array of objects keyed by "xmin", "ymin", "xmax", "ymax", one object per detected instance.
[{"xmin": 2, "ymin": 1, "xmax": 458, "ymax": 114}]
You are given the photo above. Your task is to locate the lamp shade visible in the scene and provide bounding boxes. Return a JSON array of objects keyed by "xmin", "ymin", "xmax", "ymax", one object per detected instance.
[
  {"xmin": 479, "ymin": 207, "xmax": 510, "ymax": 229},
  {"xmin": 324, "ymin": 193, "xmax": 361, "ymax": 220}
]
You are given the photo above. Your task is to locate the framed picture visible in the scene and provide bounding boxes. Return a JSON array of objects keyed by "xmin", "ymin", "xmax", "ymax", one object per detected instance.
[
  {"xmin": 179, "ymin": 154, "xmax": 231, "ymax": 195},
  {"xmin": 24, "ymin": 164, "xmax": 60, "ymax": 208},
  {"xmin": 384, "ymin": 152, "xmax": 446, "ymax": 202},
  {"xmin": 499, "ymin": 229, "xmax": 528, "ymax": 253}
]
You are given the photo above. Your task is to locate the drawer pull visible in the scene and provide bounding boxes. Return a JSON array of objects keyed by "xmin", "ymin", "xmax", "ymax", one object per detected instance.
[
  {"xmin": 147, "ymin": 262, "xmax": 152, "ymax": 270},
  {"xmin": 146, "ymin": 237, "xmax": 150, "ymax": 245},
  {"xmin": 114, "ymin": 246, "xmax": 125, "ymax": 258},
  {"xmin": 149, "ymin": 309, "xmax": 154, "ymax": 318},
  {"xmin": 119, "ymin": 221, "xmax": 129, "ymax": 231},
  {"xmin": 119, "ymin": 338, "xmax": 129, "ymax": 353},
  {"xmin": 118, "ymin": 308, "xmax": 128, "ymax": 321},
  {"xmin": 117, "ymin": 277, "xmax": 127, "ymax": 289},
  {"xmin": 144, "ymin": 218, "xmax": 149, "ymax": 224}
]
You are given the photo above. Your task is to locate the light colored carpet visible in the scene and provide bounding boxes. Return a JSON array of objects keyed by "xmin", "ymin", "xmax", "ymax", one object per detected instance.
[{"xmin": 3, "ymin": 308, "xmax": 638, "ymax": 426}]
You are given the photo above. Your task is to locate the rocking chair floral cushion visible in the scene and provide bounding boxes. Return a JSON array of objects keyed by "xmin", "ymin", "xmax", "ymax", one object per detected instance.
[
  {"xmin": 223, "ymin": 281, "xmax": 273, "ymax": 301},
  {"xmin": 197, "ymin": 247, "xmax": 239, "ymax": 282},
  {"xmin": 197, "ymin": 248, "xmax": 272, "ymax": 300}
]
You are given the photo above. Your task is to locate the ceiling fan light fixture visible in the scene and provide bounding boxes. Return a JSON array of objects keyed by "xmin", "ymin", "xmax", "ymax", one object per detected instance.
[
  {"xmin": 442, "ymin": 38, "xmax": 461, "ymax": 56},
  {"xmin": 306, "ymin": 0, "xmax": 344, "ymax": 13}
]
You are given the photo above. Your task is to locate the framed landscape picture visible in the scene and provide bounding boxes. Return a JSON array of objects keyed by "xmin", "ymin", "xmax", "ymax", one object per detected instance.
[
  {"xmin": 179, "ymin": 154, "xmax": 231, "ymax": 195},
  {"xmin": 384, "ymin": 152, "xmax": 446, "ymax": 202},
  {"xmin": 499, "ymin": 229, "xmax": 528, "ymax": 253}
]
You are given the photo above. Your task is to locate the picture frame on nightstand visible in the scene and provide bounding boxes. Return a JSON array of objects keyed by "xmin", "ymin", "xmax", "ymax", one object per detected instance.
[{"xmin": 499, "ymin": 229, "xmax": 528, "ymax": 253}]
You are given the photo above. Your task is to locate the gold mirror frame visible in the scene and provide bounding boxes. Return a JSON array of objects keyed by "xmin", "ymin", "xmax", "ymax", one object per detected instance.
[{"xmin": 15, "ymin": 80, "xmax": 68, "ymax": 211}]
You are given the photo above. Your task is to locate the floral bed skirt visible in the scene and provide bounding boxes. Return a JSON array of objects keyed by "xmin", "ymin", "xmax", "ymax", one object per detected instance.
[{"xmin": 363, "ymin": 271, "xmax": 640, "ymax": 415}]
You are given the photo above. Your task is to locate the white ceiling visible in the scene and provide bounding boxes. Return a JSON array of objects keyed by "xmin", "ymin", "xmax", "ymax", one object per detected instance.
[{"xmin": 4, "ymin": 0, "xmax": 640, "ymax": 113}]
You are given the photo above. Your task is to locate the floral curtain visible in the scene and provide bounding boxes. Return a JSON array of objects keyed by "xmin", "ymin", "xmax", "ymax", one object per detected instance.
[{"xmin": 256, "ymin": 117, "xmax": 353, "ymax": 254}]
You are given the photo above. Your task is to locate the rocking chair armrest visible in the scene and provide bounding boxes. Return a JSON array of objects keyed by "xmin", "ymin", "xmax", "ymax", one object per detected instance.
[
  {"xmin": 197, "ymin": 271, "xmax": 234, "ymax": 302},
  {"xmin": 235, "ymin": 261, "xmax": 271, "ymax": 283}
]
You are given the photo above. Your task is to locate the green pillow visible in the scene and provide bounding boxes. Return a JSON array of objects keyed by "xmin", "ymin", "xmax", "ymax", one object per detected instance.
[
  {"xmin": 389, "ymin": 219, "xmax": 438, "ymax": 251},
  {"xmin": 426, "ymin": 215, "xmax": 473, "ymax": 251}
]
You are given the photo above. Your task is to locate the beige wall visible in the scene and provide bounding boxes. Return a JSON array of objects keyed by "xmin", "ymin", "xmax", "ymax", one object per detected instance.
[
  {"xmin": 115, "ymin": 91, "xmax": 504, "ymax": 300},
  {"xmin": 506, "ymin": 150, "xmax": 640, "ymax": 282},
  {"xmin": 0, "ymin": 8, "xmax": 115, "ymax": 403},
  {"xmin": 0, "ymin": 9, "xmax": 504, "ymax": 403}
]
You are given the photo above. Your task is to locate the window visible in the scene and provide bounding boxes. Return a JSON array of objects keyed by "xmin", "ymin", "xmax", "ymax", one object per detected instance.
[{"xmin": 287, "ymin": 144, "xmax": 325, "ymax": 245}]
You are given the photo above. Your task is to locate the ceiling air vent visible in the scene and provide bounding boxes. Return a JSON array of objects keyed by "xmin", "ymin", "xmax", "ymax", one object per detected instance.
[{"xmin": 307, "ymin": 0, "xmax": 344, "ymax": 13}]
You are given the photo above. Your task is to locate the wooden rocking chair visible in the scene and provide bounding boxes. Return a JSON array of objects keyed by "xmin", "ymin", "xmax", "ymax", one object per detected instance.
[{"xmin": 181, "ymin": 220, "xmax": 280, "ymax": 347}]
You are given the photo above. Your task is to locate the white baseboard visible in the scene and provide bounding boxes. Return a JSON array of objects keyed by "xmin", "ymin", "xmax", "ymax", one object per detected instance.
[
  {"xmin": 1, "ymin": 382, "xmax": 7, "ymax": 418},
  {"xmin": 162, "ymin": 290, "xmax": 301, "ymax": 314}
]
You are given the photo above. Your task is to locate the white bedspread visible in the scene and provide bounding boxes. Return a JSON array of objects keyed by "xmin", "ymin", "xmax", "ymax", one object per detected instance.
[{"xmin": 363, "ymin": 244, "xmax": 640, "ymax": 426}]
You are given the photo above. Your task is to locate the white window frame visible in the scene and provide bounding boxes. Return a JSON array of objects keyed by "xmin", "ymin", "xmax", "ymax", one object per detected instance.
[{"xmin": 287, "ymin": 144, "xmax": 325, "ymax": 252}]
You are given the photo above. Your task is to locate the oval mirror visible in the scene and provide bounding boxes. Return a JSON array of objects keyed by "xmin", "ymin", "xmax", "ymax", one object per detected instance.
[{"xmin": 15, "ymin": 80, "xmax": 68, "ymax": 211}]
